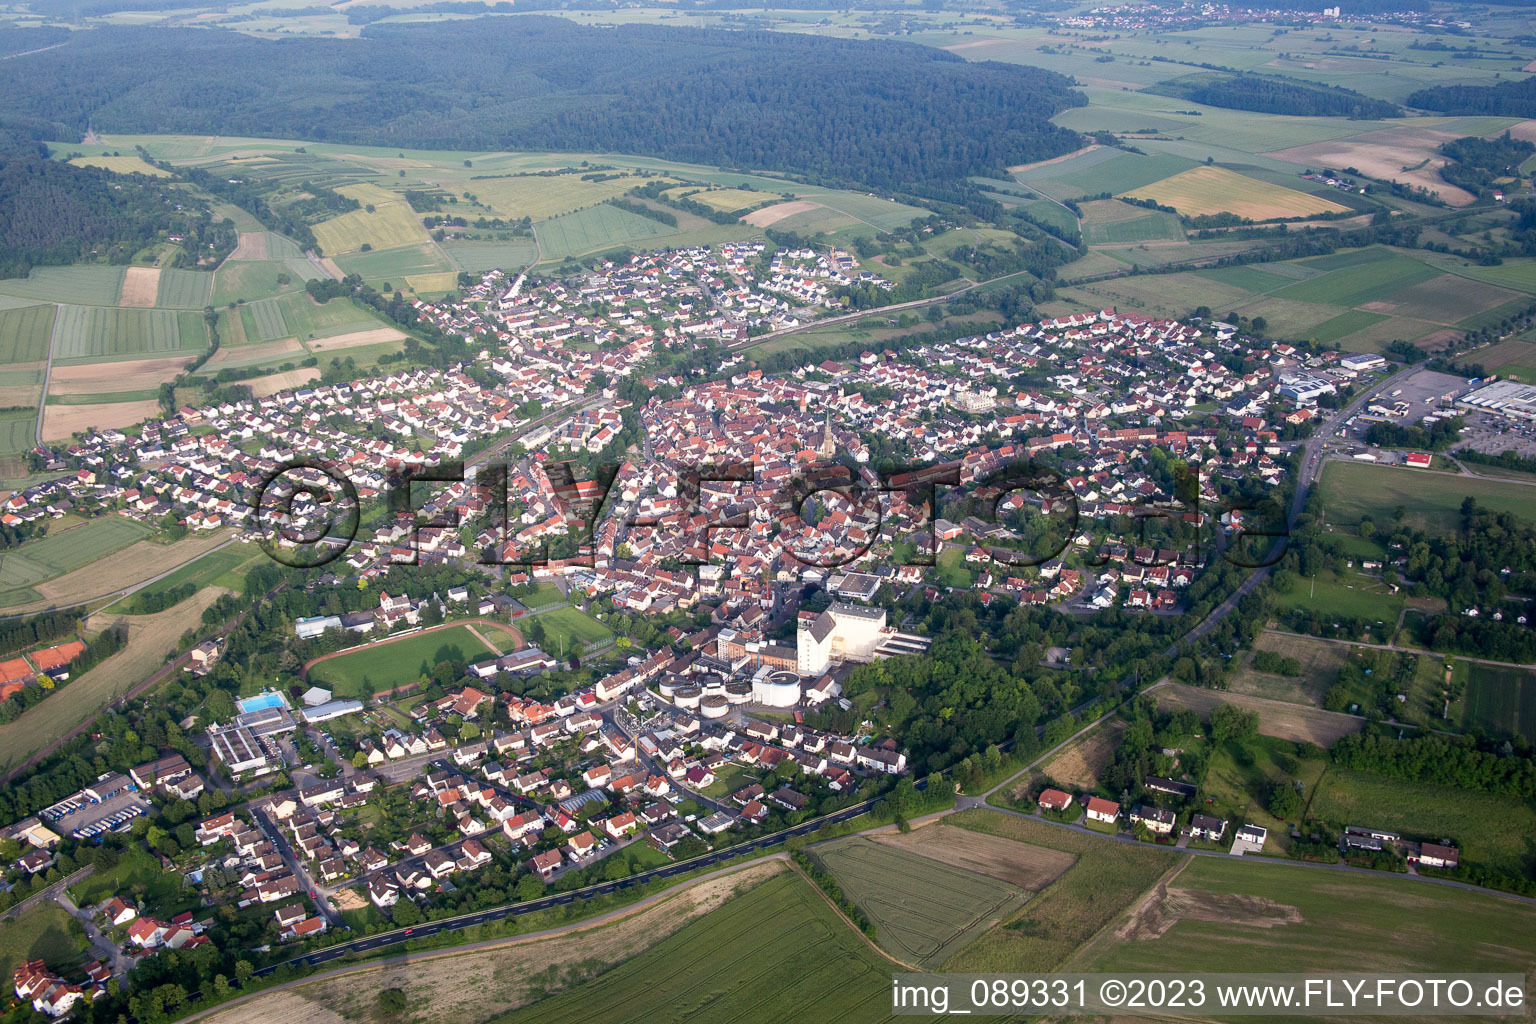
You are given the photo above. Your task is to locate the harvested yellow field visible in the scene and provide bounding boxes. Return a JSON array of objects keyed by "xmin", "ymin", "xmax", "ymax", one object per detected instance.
[
  {"xmin": 1121, "ymin": 166, "xmax": 1348, "ymax": 220},
  {"xmin": 33, "ymin": 529, "xmax": 235, "ymax": 607},
  {"xmin": 305, "ymin": 326, "xmax": 406, "ymax": 352},
  {"xmin": 336, "ymin": 182, "xmax": 406, "ymax": 206},
  {"xmin": 312, "ymin": 200, "xmax": 428, "ymax": 256},
  {"xmin": 205, "ymin": 336, "xmax": 303, "ymax": 367},
  {"xmin": 228, "ymin": 232, "xmax": 268, "ymax": 260},
  {"xmin": 744, "ymin": 199, "xmax": 824, "ymax": 227},
  {"xmin": 42, "ymin": 399, "xmax": 161, "ymax": 440},
  {"xmin": 118, "ymin": 267, "xmax": 161, "ymax": 307},
  {"xmin": 49, "ymin": 355, "xmax": 189, "ymax": 395},
  {"xmin": 68, "ymin": 155, "xmax": 170, "ymax": 178},
  {"xmin": 248, "ymin": 367, "xmax": 322, "ymax": 396},
  {"xmin": 678, "ymin": 188, "xmax": 769, "ymax": 213}
]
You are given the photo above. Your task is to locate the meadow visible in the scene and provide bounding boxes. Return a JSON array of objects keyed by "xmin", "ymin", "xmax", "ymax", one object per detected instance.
[
  {"xmin": 0, "ymin": 901, "xmax": 88, "ymax": 983},
  {"xmin": 488, "ymin": 872, "xmax": 900, "ymax": 1024},
  {"xmin": 1463, "ymin": 662, "xmax": 1536, "ymax": 743},
  {"xmin": 66, "ymin": 154, "xmax": 169, "ymax": 177},
  {"xmin": 439, "ymin": 239, "xmax": 539, "ymax": 274},
  {"xmin": 332, "ymin": 241, "xmax": 455, "ymax": 284},
  {"xmin": 155, "ymin": 268, "xmax": 214, "ymax": 308},
  {"xmin": 1200, "ymin": 734, "xmax": 1330, "ymax": 854},
  {"xmin": 1085, "ymin": 855, "xmax": 1536, "ymax": 979},
  {"xmin": 1123, "ymin": 165, "xmax": 1347, "ymax": 220},
  {"xmin": 811, "ymin": 835, "xmax": 1031, "ymax": 968},
  {"xmin": 0, "ymin": 266, "xmax": 125, "ymax": 306},
  {"xmin": 312, "ymin": 199, "xmax": 429, "ymax": 255},
  {"xmin": 51, "ymin": 306, "xmax": 206, "ymax": 361},
  {"xmin": 211, "ymin": 259, "xmax": 307, "ymax": 307},
  {"xmin": 1272, "ymin": 568, "xmax": 1404, "ymax": 625},
  {"xmin": 114, "ymin": 544, "xmax": 255, "ymax": 613},
  {"xmin": 0, "ymin": 303, "xmax": 55, "ymax": 363},
  {"xmin": 1308, "ymin": 767, "xmax": 1536, "ymax": 874},
  {"xmin": 0, "ymin": 409, "xmax": 38, "ymax": 457},
  {"xmin": 1317, "ymin": 460, "xmax": 1536, "ymax": 533},
  {"xmin": 1225, "ymin": 631, "xmax": 1348, "ymax": 706},
  {"xmin": 943, "ymin": 810, "xmax": 1176, "ymax": 972}
]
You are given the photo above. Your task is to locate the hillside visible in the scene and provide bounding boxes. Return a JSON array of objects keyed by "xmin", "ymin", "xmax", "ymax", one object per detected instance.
[{"xmin": 0, "ymin": 17, "xmax": 1086, "ymax": 192}]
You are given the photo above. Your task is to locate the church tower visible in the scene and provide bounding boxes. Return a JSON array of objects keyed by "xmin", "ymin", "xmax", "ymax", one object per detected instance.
[{"xmin": 817, "ymin": 411, "xmax": 836, "ymax": 459}]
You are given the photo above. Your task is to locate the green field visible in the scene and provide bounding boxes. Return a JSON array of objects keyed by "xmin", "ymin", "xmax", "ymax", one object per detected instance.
[
  {"xmin": 1086, "ymin": 854, "xmax": 1536, "ymax": 980},
  {"xmin": 0, "ymin": 518, "xmax": 151, "ymax": 599},
  {"xmin": 527, "ymin": 605, "xmax": 613, "ymax": 654},
  {"xmin": 1318, "ymin": 460, "xmax": 1536, "ymax": 534},
  {"xmin": 243, "ymin": 297, "xmax": 291, "ymax": 342},
  {"xmin": 332, "ymin": 241, "xmax": 455, "ymax": 283},
  {"xmin": 462, "ymin": 172, "xmax": 660, "ymax": 221},
  {"xmin": 1201, "ymin": 735, "xmax": 1329, "ymax": 853},
  {"xmin": 518, "ymin": 581, "xmax": 567, "ymax": 610},
  {"xmin": 211, "ymin": 259, "xmax": 306, "ymax": 306},
  {"xmin": 117, "ymin": 544, "xmax": 253, "ymax": 612},
  {"xmin": 0, "ymin": 901, "xmax": 89, "ymax": 983},
  {"xmin": 489, "ymin": 871, "xmax": 899, "ymax": 1024},
  {"xmin": 1083, "ymin": 210, "xmax": 1185, "ymax": 245},
  {"xmin": 1309, "ymin": 767, "xmax": 1536, "ymax": 874},
  {"xmin": 1273, "ymin": 569, "xmax": 1404, "ymax": 625},
  {"xmin": 155, "ymin": 268, "xmax": 214, "ymax": 308},
  {"xmin": 1017, "ymin": 150, "xmax": 1199, "ymax": 201},
  {"xmin": 0, "ymin": 266, "xmax": 125, "ymax": 306},
  {"xmin": 1463, "ymin": 663, "xmax": 1536, "ymax": 743},
  {"xmin": 274, "ymin": 291, "xmax": 388, "ymax": 341},
  {"xmin": 306, "ymin": 623, "xmax": 509, "ymax": 695},
  {"xmin": 945, "ymin": 810, "xmax": 1176, "ymax": 972},
  {"xmin": 812, "ymin": 836, "xmax": 1030, "ymax": 968},
  {"xmin": 1272, "ymin": 248, "xmax": 1440, "ymax": 307},
  {"xmin": 52, "ymin": 306, "xmax": 206, "ymax": 361},
  {"xmin": 440, "ymin": 239, "xmax": 540, "ymax": 274},
  {"xmin": 1308, "ymin": 309, "xmax": 1389, "ymax": 344},
  {"xmin": 312, "ymin": 197, "xmax": 429, "ymax": 255},
  {"xmin": 0, "ymin": 409, "xmax": 38, "ymax": 456},
  {"xmin": 535, "ymin": 204, "xmax": 679, "ymax": 261},
  {"xmin": 0, "ymin": 304, "xmax": 55, "ymax": 364}
]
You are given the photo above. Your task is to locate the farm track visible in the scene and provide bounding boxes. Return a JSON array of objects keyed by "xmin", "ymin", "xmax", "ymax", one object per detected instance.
[{"xmin": 34, "ymin": 303, "xmax": 59, "ymax": 446}]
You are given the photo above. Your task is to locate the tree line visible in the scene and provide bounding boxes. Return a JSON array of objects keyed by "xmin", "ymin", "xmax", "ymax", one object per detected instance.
[{"xmin": 1148, "ymin": 73, "xmax": 1401, "ymax": 120}]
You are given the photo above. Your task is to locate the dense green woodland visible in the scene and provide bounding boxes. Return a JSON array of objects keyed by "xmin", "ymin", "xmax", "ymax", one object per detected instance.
[
  {"xmin": 0, "ymin": 18, "xmax": 1085, "ymax": 191},
  {"xmin": 1148, "ymin": 73, "xmax": 1401, "ymax": 119},
  {"xmin": 1409, "ymin": 75, "xmax": 1536, "ymax": 117}
]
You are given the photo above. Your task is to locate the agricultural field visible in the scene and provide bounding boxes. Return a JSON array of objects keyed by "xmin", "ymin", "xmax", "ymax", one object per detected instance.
[
  {"xmin": 943, "ymin": 810, "xmax": 1176, "ymax": 973},
  {"xmin": 870, "ymin": 822, "xmax": 1076, "ymax": 890},
  {"xmin": 1152, "ymin": 682, "xmax": 1365, "ymax": 747},
  {"xmin": 66, "ymin": 154, "xmax": 169, "ymax": 177},
  {"xmin": 1318, "ymin": 460, "xmax": 1536, "ymax": 533},
  {"xmin": 534, "ymin": 204, "xmax": 678, "ymax": 261},
  {"xmin": 203, "ymin": 862, "xmax": 792, "ymax": 1024},
  {"xmin": 1079, "ymin": 199, "xmax": 1185, "ymax": 245},
  {"xmin": 312, "ymin": 197, "xmax": 429, "ymax": 255},
  {"xmin": 1226, "ymin": 632, "xmax": 1350, "ymax": 706},
  {"xmin": 0, "ymin": 586, "xmax": 228, "ymax": 772},
  {"xmin": 1013, "ymin": 149, "xmax": 1199, "ymax": 202},
  {"xmin": 811, "ymin": 835, "xmax": 1032, "ymax": 967},
  {"xmin": 463, "ymin": 172, "xmax": 659, "ymax": 221},
  {"xmin": 525, "ymin": 605, "xmax": 613, "ymax": 655},
  {"xmin": 332, "ymin": 242, "xmax": 455, "ymax": 284},
  {"xmin": 0, "ymin": 303, "xmax": 55, "ymax": 363},
  {"xmin": 1084, "ymin": 855, "xmax": 1536, "ymax": 977},
  {"xmin": 1463, "ymin": 662, "xmax": 1536, "ymax": 743},
  {"xmin": 51, "ymin": 305, "xmax": 206, "ymax": 361},
  {"xmin": 273, "ymin": 291, "xmax": 390, "ymax": 342},
  {"xmin": 305, "ymin": 622, "xmax": 519, "ymax": 696},
  {"xmin": 211, "ymin": 259, "xmax": 309, "ymax": 307},
  {"xmin": 669, "ymin": 187, "xmax": 768, "ymax": 212},
  {"xmin": 0, "ymin": 901, "xmax": 89, "ymax": 983},
  {"xmin": 487, "ymin": 871, "xmax": 899, "ymax": 1024},
  {"xmin": 155, "ymin": 268, "xmax": 214, "ymax": 308},
  {"xmin": 439, "ymin": 239, "xmax": 539, "ymax": 274},
  {"xmin": 0, "ymin": 409, "xmax": 37, "ymax": 457},
  {"xmin": 1122, "ymin": 166, "xmax": 1348, "ymax": 220},
  {"xmin": 1309, "ymin": 768, "xmax": 1536, "ymax": 875},
  {"xmin": 0, "ymin": 518, "xmax": 152, "ymax": 606},
  {"xmin": 1040, "ymin": 717, "xmax": 1127, "ymax": 791},
  {"xmin": 0, "ymin": 266, "xmax": 125, "ymax": 306},
  {"xmin": 114, "ymin": 544, "xmax": 255, "ymax": 613}
]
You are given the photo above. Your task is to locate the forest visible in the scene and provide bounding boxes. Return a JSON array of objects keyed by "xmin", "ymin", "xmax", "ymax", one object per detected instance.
[
  {"xmin": 0, "ymin": 18, "xmax": 1086, "ymax": 192},
  {"xmin": 1147, "ymin": 73, "xmax": 1401, "ymax": 119},
  {"xmin": 1408, "ymin": 75, "xmax": 1536, "ymax": 117},
  {"xmin": 1439, "ymin": 132, "xmax": 1536, "ymax": 194}
]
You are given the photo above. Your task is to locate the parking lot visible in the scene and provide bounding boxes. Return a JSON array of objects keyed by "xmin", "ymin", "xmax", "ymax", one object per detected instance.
[
  {"xmin": 44, "ymin": 790, "xmax": 152, "ymax": 840},
  {"xmin": 1456, "ymin": 410, "xmax": 1536, "ymax": 459}
]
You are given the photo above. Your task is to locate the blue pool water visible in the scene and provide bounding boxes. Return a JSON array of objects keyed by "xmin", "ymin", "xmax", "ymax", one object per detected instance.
[{"xmin": 237, "ymin": 691, "xmax": 288, "ymax": 714}]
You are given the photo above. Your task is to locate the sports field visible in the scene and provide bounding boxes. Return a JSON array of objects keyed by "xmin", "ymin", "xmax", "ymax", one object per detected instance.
[
  {"xmin": 0, "ymin": 303, "xmax": 55, "ymax": 363},
  {"xmin": 51, "ymin": 306, "xmax": 206, "ymax": 361},
  {"xmin": 811, "ymin": 835, "xmax": 1031, "ymax": 968},
  {"xmin": 0, "ymin": 518, "xmax": 151, "ymax": 602},
  {"xmin": 312, "ymin": 199, "xmax": 429, "ymax": 255},
  {"xmin": 1463, "ymin": 662, "xmax": 1536, "ymax": 743},
  {"xmin": 1085, "ymin": 855, "xmax": 1536, "ymax": 976},
  {"xmin": 306, "ymin": 622, "xmax": 520, "ymax": 695},
  {"xmin": 534, "ymin": 204, "xmax": 677, "ymax": 261},
  {"xmin": 1123, "ymin": 165, "xmax": 1348, "ymax": 220},
  {"xmin": 489, "ymin": 872, "xmax": 899, "ymax": 1024},
  {"xmin": 527, "ymin": 605, "xmax": 614, "ymax": 654},
  {"xmin": 1318, "ymin": 460, "xmax": 1536, "ymax": 533}
]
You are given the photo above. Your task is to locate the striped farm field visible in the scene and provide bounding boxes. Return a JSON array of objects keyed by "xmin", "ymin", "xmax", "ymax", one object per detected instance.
[
  {"xmin": 1122, "ymin": 165, "xmax": 1348, "ymax": 220},
  {"xmin": 464, "ymin": 173, "xmax": 660, "ymax": 221},
  {"xmin": 154, "ymin": 268, "xmax": 214, "ymax": 308},
  {"xmin": 440, "ymin": 239, "xmax": 539, "ymax": 273},
  {"xmin": 52, "ymin": 306, "xmax": 206, "ymax": 361},
  {"xmin": 811, "ymin": 835, "xmax": 1030, "ymax": 968},
  {"xmin": 1464, "ymin": 663, "xmax": 1536, "ymax": 744},
  {"xmin": 0, "ymin": 304, "xmax": 55, "ymax": 363},
  {"xmin": 0, "ymin": 518, "xmax": 151, "ymax": 602},
  {"xmin": 535, "ymin": 204, "xmax": 675, "ymax": 261},
  {"xmin": 0, "ymin": 266, "xmax": 125, "ymax": 306},
  {"xmin": 243, "ymin": 297, "xmax": 290, "ymax": 342},
  {"xmin": 0, "ymin": 410, "xmax": 35, "ymax": 457}
]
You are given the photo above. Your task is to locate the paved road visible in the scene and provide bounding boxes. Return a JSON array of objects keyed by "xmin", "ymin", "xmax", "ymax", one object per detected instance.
[{"xmin": 56, "ymin": 885, "xmax": 129, "ymax": 979}]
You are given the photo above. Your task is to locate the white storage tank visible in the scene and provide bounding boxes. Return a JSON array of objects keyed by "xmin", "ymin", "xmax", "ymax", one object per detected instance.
[
  {"xmin": 673, "ymin": 685, "xmax": 702, "ymax": 710},
  {"xmin": 724, "ymin": 681, "xmax": 753, "ymax": 705},
  {"xmin": 700, "ymin": 695, "xmax": 730, "ymax": 719},
  {"xmin": 752, "ymin": 671, "xmax": 802, "ymax": 709},
  {"xmin": 658, "ymin": 675, "xmax": 684, "ymax": 699}
]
